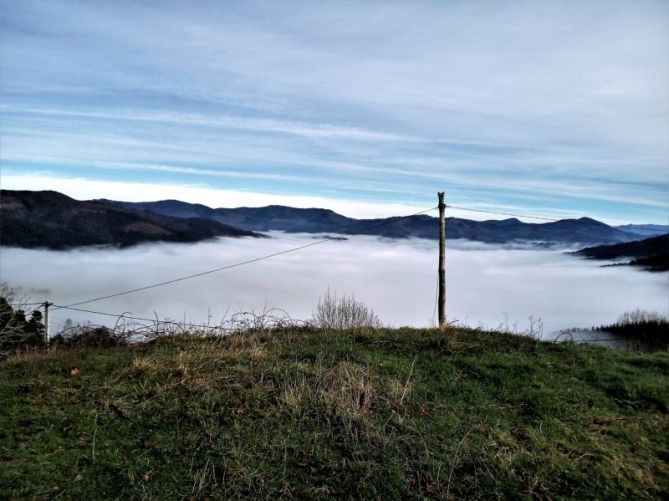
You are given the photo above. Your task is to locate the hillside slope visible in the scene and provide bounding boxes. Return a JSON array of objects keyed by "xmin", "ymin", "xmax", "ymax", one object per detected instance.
[
  {"xmin": 574, "ymin": 234, "xmax": 669, "ymax": 272},
  {"xmin": 1, "ymin": 328, "xmax": 667, "ymax": 499},
  {"xmin": 0, "ymin": 190, "xmax": 260, "ymax": 250},
  {"xmin": 97, "ymin": 198, "xmax": 637, "ymax": 246}
]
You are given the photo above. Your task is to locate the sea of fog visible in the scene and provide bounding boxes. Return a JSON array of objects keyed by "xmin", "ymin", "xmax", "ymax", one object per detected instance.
[{"xmin": 1, "ymin": 233, "xmax": 667, "ymax": 339}]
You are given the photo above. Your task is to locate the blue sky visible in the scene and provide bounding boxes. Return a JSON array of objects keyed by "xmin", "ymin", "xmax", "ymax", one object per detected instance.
[{"xmin": 1, "ymin": 0, "xmax": 668, "ymax": 223}]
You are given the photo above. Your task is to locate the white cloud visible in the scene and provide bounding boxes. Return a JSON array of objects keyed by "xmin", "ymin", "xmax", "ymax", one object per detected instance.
[{"xmin": 2, "ymin": 235, "xmax": 667, "ymax": 336}]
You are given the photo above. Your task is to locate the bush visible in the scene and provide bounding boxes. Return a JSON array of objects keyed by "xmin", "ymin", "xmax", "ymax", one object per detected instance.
[
  {"xmin": 49, "ymin": 325, "xmax": 127, "ymax": 349},
  {"xmin": 313, "ymin": 289, "xmax": 382, "ymax": 329}
]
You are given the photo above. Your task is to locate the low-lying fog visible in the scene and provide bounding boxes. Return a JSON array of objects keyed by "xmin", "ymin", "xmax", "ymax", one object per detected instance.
[{"xmin": 2, "ymin": 233, "xmax": 667, "ymax": 339}]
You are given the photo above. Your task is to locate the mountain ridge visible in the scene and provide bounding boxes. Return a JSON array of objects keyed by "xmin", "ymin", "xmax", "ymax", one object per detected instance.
[
  {"xmin": 0, "ymin": 190, "xmax": 262, "ymax": 250},
  {"xmin": 95, "ymin": 197, "xmax": 639, "ymax": 246},
  {"xmin": 0, "ymin": 190, "xmax": 647, "ymax": 249}
]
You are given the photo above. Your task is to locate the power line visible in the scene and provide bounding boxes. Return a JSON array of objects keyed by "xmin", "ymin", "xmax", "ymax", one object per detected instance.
[
  {"xmin": 445, "ymin": 204, "xmax": 561, "ymax": 221},
  {"xmin": 52, "ymin": 304, "xmax": 236, "ymax": 331},
  {"xmin": 445, "ymin": 205, "xmax": 669, "ymax": 232},
  {"xmin": 617, "ymin": 228, "xmax": 669, "ymax": 235},
  {"xmin": 55, "ymin": 205, "xmax": 438, "ymax": 310}
]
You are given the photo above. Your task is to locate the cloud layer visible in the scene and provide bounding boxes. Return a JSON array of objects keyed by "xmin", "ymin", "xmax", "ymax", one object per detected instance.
[{"xmin": 2, "ymin": 235, "xmax": 667, "ymax": 337}]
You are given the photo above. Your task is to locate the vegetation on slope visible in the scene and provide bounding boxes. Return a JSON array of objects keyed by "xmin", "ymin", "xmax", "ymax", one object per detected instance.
[{"xmin": 1, "ymin": 328, "xmax": 668, "ymax": 499}]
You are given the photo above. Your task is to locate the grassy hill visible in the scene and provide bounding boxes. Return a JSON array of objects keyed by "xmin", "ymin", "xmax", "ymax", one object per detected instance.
[{"xmin": 1, "ymin": 327, "xmax": 668, "ymax": 499}]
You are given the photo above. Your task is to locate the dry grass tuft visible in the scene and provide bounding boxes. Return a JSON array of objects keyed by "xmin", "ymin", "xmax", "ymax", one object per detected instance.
[
  {"xmin": 388, "ymin": 376, "xmax": 411, "ymax": 404},
  {"xmin": 281, "ymin": 377, "xmax": 310, "ymax": 409},
  {"xmin": 130, "ymin": 356, "xmax": 157, "ymax": 374},
  {"xmin": 279, "ymin": 360, "xmax": 375, "ymax": 419},
  {"xmin": 324, "ymin": 361, "xmax": 374, "ymax": 418}
]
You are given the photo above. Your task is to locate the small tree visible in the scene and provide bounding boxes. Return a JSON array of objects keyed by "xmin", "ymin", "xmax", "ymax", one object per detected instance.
[
  {"xmin": 0, "ymin": 284, "xmax": 45, "ymax": 357},
  {"xmin": 616, "ymin": 308, "xmax": 665, "ymax": 325},
  {"xmin": 313, "ymin": 288, "xmax": 382, "ymax": 329}
]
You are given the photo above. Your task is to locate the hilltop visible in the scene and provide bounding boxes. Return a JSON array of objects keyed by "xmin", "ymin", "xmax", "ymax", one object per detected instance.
[
  {"xmin": 1, "ymin": 327, "xmax": 667, "ymax": 498},
  {"xmin": 0, "ymin": 190, "xmax": 261, "ymax": 250}
]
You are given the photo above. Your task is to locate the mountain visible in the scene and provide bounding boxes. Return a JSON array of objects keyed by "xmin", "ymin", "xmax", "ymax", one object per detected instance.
[
  {"xmin": 96, "ymin": 198, "xmax": 638, "ymax": 246},
  {"xmin": 573, "ymin": 234, "xmax": 669, "ymax": 272},
  {"xmin": 616, "ymin": 224, "xmax": 669, "ymax": 237},
  {"xmin": 0, "ymin": 190, "xmax": 261, "ymax": 250}
]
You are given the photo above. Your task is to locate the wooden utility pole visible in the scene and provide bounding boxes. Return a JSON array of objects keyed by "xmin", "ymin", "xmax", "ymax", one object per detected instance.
[
  {"xmin": 43, "ymin": 301, "xmax": 51, "ymax": 344},
  {"xmin": 438, "ymin": 192, "xmax": 446, "ymax": 329}
]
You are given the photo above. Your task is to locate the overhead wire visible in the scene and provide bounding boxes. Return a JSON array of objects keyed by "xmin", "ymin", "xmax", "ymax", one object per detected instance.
[
  {"xmin": 33, "ymin": 200, "xmax": 663, "ymax": 327},
  {"xmin": 53, "ymin": 304, "xmax": 626, "ymax": 345},
  {"xmin": 445, "ymin": 205, "xmax": 669, "ymax": 234},
  {"xmin": 614, "ymin": 227, "xmax": 669, "ymax": 235},
  {"xmin": 445, "ymin": 204, "xmax": 562, "ymax": 221},
  {"xmin": 52, "ymin": 304, "xmax": 236, "ymax": 331}
]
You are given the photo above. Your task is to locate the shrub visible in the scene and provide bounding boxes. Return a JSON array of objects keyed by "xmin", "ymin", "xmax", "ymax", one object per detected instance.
[
  {"xmin": 313, "ymin": 289, "xmax": 382, "ymax": 329},
  {"xmin": 49, "ymin": 325, "xmax": 127, "ymax": 349}
]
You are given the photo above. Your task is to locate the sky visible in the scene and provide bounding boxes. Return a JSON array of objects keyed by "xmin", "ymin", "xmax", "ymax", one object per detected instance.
[
  {"xmin": 1, "ymin": 0, "xmax": 668, "ymax": 224},
  {"xmin": 2, "ymin": 235, "xmax": 667, "ymax": 335}
]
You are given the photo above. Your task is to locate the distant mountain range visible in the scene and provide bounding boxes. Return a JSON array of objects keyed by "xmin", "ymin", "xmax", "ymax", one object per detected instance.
[
  {"xmin": 0, "ymin": 190, "xmax": 260, "ymax": 250},
  {"xmin": 573, "ymin": 234, "xmax": 669, "ymax": 272},
  {"xmin": 95, "ymin": 197, "xmax": 641, "ymax": 246},
  {"xmin": 615, "ymin": 224, "xmax": 669, "ymax": 237},
  {"xmin": 0, "ymin": 190, "xmax": 657, "ymax": 250}
]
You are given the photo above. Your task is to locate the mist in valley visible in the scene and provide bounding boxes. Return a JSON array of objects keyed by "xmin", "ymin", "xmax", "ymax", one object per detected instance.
[{"xmin": 1, "ymin": 234, "xmax": 667, "ymax": 338}]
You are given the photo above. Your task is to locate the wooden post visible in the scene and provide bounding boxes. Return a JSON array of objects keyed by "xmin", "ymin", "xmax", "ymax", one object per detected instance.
[
  {"xmin": 438, "ymin": 192, "xmax": 446, "ymax": 329},
  {"xmin": 43, "ymin": 301, "xmax": 51, "ymax": 344}
]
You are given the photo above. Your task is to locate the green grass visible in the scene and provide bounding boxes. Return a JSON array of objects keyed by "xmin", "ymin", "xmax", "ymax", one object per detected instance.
[{"xmin": 1, "ymin": 327, "xmax": 668, "ymax": 499}]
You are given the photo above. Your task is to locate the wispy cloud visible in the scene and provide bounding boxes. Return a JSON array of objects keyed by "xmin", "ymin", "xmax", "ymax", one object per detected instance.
[{"xmin": 1, "ymin": 105, "xmax": 417, "ymax": 142}]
